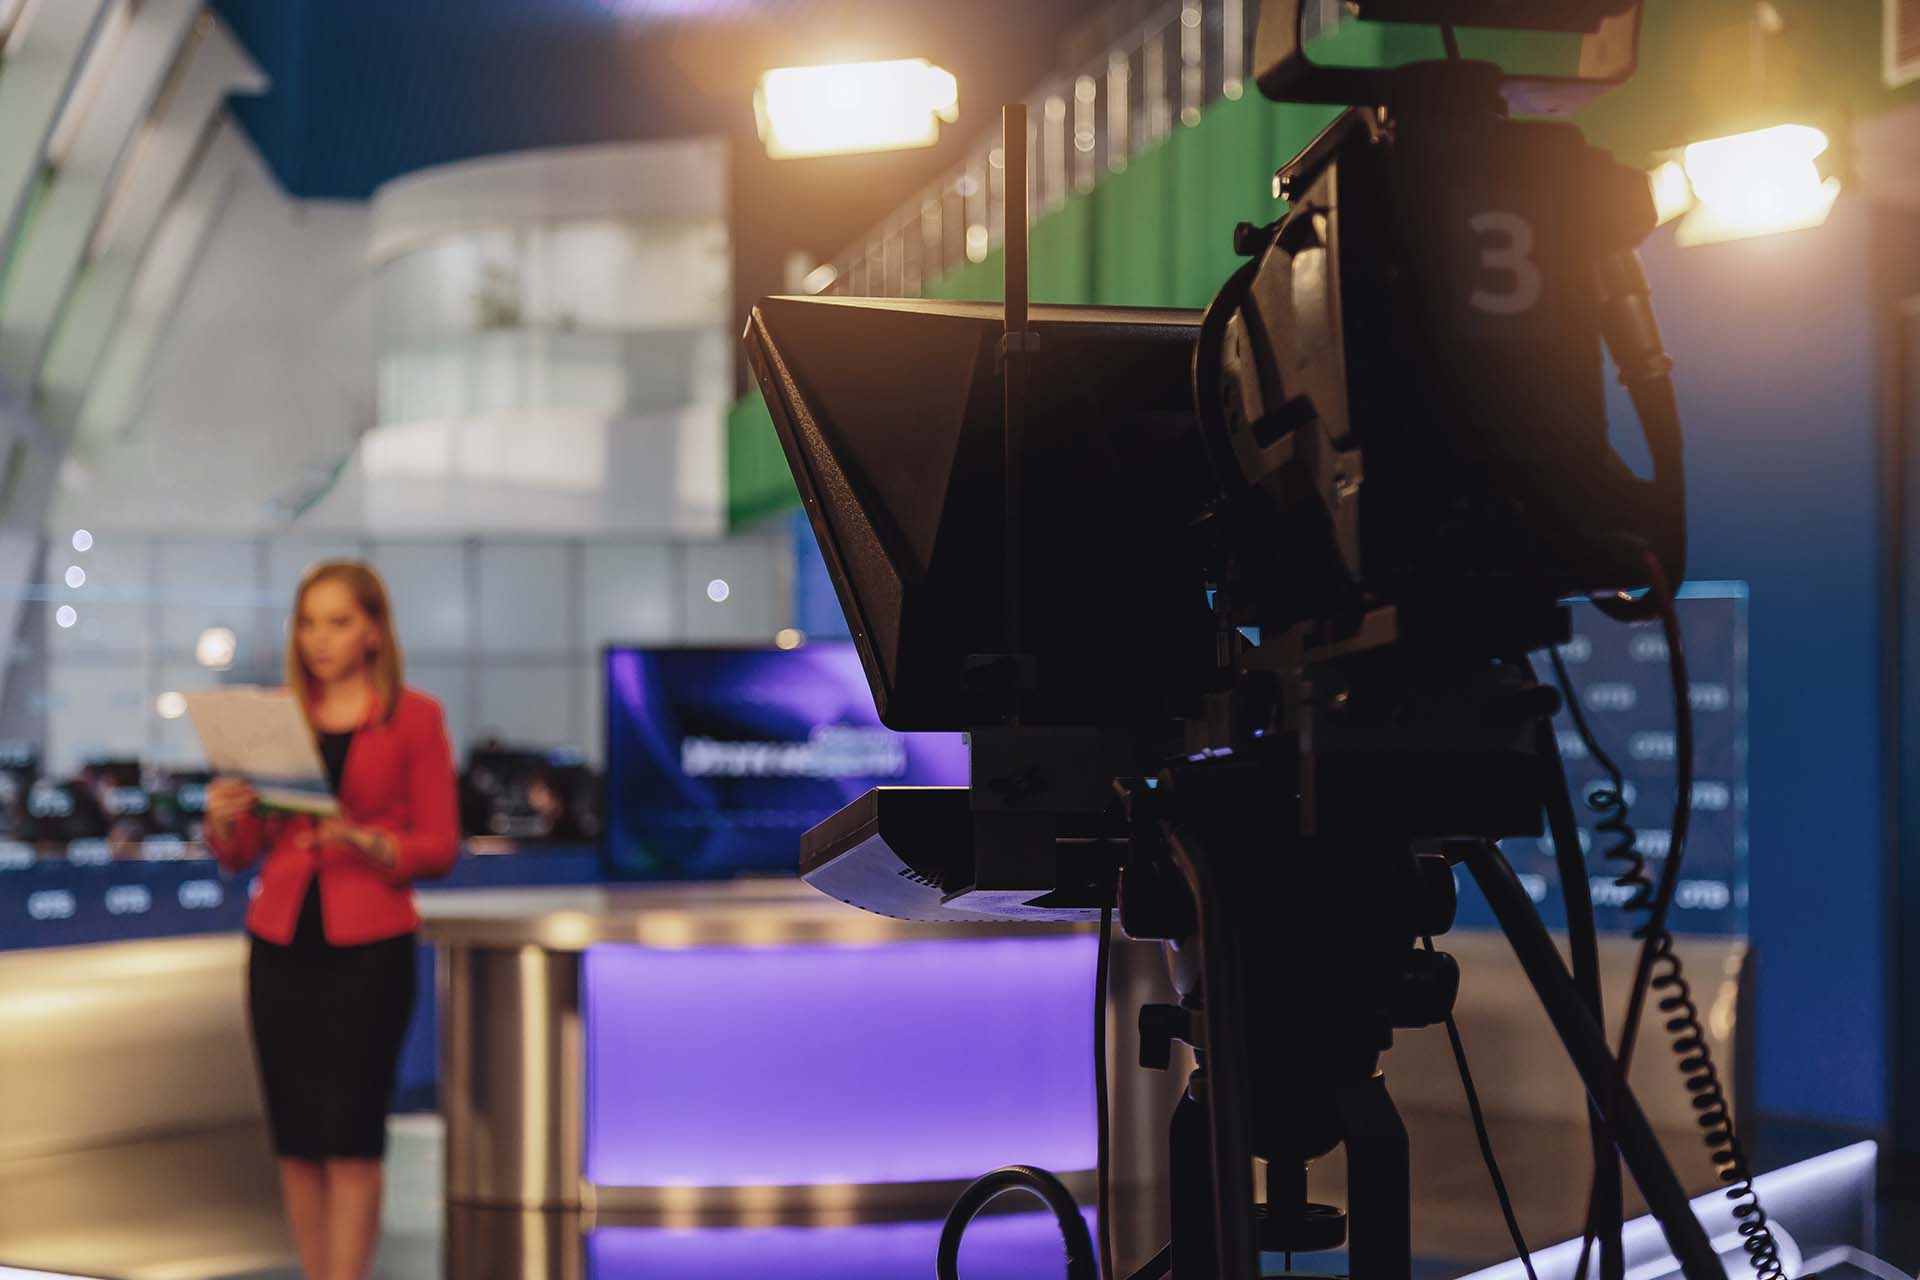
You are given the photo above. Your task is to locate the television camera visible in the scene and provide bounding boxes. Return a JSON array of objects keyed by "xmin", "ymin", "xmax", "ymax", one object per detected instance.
[{"xmin": 744, "ymin": 3, "xmax": 1755, "ymax": 1278}]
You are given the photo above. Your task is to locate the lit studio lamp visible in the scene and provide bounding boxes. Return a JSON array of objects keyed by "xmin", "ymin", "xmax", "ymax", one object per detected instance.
[
  {"xmin": 1645, "ymin": 1, "xmax": 1845, "ymax": 246},
  {"xmin": 754, "ymin": 58, "xmax": 960, "ymax": 160}
]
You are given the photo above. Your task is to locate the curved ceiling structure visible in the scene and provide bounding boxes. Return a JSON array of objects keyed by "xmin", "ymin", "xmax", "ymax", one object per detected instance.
[{"xmin": 0, "ymin": 2, "xmax": 265, "ymax": 662}]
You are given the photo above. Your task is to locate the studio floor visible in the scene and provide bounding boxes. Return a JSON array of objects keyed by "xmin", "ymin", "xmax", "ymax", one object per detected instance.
[{"xmin": 0, "ymin": 1114, "xmax": 1911, "ymax": 1280}]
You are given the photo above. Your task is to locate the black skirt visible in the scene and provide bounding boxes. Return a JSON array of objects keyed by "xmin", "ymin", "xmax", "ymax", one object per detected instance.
[{"xmin": 247, "ymin": 883, "xmax": 417, "ymax": 1160}]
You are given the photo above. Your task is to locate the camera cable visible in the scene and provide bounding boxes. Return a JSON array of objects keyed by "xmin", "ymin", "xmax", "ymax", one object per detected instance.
[
  {"xmin": 936, "ymin": 1164, "xmax": 1098, "ymax": 1280},
  {"xmin": 1564, "ymin": 554, "xmax": 1783, "ymax": 1279},
  {"xmin": 1534, "ymin": 660, "xmax": 1628, "ymax": 1280},
  {"xmin": 1424, "ymin": 934, "xmax": 1539, "ymax": 1280},
  {"xmin": 1550, "ymin": 645, "xmax": 1637, "ymax": 1280}
]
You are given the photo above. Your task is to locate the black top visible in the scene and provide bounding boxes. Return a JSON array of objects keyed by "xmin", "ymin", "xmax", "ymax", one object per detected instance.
[
  {"xmin": 289, "ymin": 730, "xmax": 356, "ymax": 951},
  {"xmin": 318, "ymin": 730, "xmax": 354, "ymax": 797}
]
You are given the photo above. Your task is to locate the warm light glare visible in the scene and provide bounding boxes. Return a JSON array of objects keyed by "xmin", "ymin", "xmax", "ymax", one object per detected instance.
[
  {"xmin": 155, "ymin": 691, "xmax": 187, "ymax": 721},
  {"xmin": 774, "ymin": 628, "xmax": 806, "ymax": 650},
  {"xmin": 801, "ymin": 263, "xmax": 839, "ymax": 294},
  {"xmin": 755, "ymin": 59, "xmax": 959, "ymax": 160},
  {"xmin": 1648, "ymin": 160, "xmax": 1693, "ymax": 226},
  {"xmin": 1676, "ymin": 124, "xmax": 1840, "ymax": 247},
  {"xmin": 195, "ymin": 625, "xmax": 237, "ymax": 670},
  {"xmin": 71, "ymin": 529, "xmax": 93, "ymax": 552}
]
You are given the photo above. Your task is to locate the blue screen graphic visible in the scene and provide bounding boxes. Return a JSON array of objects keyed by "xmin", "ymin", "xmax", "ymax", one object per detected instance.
[{"xmin": 603, "ymin": 645, "xmax": 970, "ymax": 880}]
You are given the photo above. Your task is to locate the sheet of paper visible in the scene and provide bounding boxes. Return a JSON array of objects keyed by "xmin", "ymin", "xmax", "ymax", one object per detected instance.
[{"xmin": 183, "ymin": 687, "xmax": 339, "ymax": 817}]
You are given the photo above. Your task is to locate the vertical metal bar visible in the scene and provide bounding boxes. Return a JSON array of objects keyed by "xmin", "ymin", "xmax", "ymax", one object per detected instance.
[
  {"xmin": 965, "ymin": 157, "xmax": 988, "ymax": 263},
  {"xmin": 989, "ymin": 146, "xmax": 1006, "ymax": 253},
  {"xmin": 1223, "ymin": 0, "xmax": 1247, "ymax": 100},
  {"xmin": 1073, "ymin": 75, "xmax": 1097, "ymax": 195},
  {"xmin": 1181, "ymin": 1, "xmax": 1205, "ymax": 127},
  {"xmin": 922, "ymin": 197, "xmax": 943, "ymax": 284},
  {"xmin": 1146, "ymin": 24, "xmax": 1171, "ymax": 143},
  {"xmin": 1108, "ymin": 49, "xmax": 1131, "ymax": 171},
  {"xmin": 1043, "ymin": 92, "xmax": 1068, "ymax": 211},
  {"xmin": 883, "ymin": 223, "xmax": 903, "ymax": 297},
  {"xmin": 1002, "ymin": 103, "xmax": 1028, "ymax": 677}
]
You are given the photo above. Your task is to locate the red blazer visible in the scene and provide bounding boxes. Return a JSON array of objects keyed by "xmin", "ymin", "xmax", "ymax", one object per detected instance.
[{"xmin": 208, "ymin": 687, "xmax": 460, "ymax": 946}]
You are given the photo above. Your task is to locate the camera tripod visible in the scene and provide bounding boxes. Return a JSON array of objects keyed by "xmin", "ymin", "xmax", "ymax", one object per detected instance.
[{"xmin": 1100, "ymin": 639, "xmax": 1726, "ymax": 1280}]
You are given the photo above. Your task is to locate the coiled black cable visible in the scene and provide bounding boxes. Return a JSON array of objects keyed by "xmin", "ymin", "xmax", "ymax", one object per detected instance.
[
  {"xmin": 1550, "ymin": 648, "xmax": 1653, "ymax": 924},
  {"xmin": 936, "ymin": 1165, "xmax": 1097, "ymax": 1280},
  {"xmin": 1557, "ymin": 561, "xmax": 1782, "ymax": 1280},
  {"xmin": 1644, "ymin": 934, "xmax": 1782, "ymax": 1279}
]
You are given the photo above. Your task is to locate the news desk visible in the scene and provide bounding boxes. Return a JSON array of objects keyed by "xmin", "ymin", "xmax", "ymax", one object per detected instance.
[
  {"xmin": 422, "ymin": 879, "xmax": 1182, "ymax": 1233},
  {"xmin": 0, "ymin": 865, "xmax": 1769, "ymax": 1280}
]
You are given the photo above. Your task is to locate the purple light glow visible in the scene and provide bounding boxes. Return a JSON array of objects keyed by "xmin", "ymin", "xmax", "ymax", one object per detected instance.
[
  {"xmin": 583, "ymin": 936, "xmax": 1096, "ymax": 1187},
  {"xmin": 588, "ymin": 1211, "xmax": 1099, "ymax": 1280}
]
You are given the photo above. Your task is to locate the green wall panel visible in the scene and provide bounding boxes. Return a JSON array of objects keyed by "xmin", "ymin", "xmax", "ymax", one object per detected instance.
[
  {"xmin": 725, "ymin": 387, "xmax": 795, "ymax": 529},
  {"xmin": 1090, "ymin": 140, "xmax": 1176, "ymax": 306},
  {"xmin": 1032, "ymin": 195, "xmax": 1095, "ymax": 304}
]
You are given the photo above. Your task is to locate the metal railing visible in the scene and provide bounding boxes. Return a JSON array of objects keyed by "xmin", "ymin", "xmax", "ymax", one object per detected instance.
[{"xmin": 810, "ymin": 0, "xmax": 1268, "ymax": 299}]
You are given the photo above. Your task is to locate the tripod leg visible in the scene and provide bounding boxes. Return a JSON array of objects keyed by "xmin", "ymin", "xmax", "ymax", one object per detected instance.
[
  {"xmin": 1169, "ymin": 1083, "xmax": 1219, "ymax": 1280},
  {"xmin": 1163, "ymin": 822, "xmax": 1262, "ymax": 1280},
  {"xmin": 1464, "ymin": 843, "xmax": 1724, "ymax": 1280},
  {"xmin": 1337, "ymin": 1074, "xmax": 1411, "ymax": 1280}
]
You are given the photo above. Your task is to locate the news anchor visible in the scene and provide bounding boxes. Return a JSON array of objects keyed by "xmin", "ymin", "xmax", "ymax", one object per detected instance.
[{"xmin": 205, "ymin": 562, "xmax": 458, "ymax": 1280}]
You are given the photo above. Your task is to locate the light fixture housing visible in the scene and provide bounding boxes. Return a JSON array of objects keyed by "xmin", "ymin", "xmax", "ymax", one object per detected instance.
[
  {"xmin": 1659, "ymin": 123, "xmax": 1842, "ymax": 247},
  {"xmin": 754, "ymin": 59, "xmax": 959, "ymax": 160}
]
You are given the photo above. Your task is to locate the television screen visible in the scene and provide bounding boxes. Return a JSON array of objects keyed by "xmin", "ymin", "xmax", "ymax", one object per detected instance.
[{"xmin": 604, "ymin": 644, "xmax": 969, "ymax": 879}]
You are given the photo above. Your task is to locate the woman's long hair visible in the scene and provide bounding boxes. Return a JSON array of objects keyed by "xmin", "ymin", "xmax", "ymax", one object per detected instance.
[{"xmin": 285, "ymin": 561, "xmax": 404, "ymax": 724}]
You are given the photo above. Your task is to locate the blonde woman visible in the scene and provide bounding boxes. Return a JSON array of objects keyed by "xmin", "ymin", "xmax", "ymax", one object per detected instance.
[{"xmin": 205, "ymin": 562, "xmax": 458, "ymax": 1280}]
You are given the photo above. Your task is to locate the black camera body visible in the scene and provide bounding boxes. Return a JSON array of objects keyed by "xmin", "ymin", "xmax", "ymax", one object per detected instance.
[
  {"xmin": 1254, "ymin": 0, "xmax": 1643, "ymax": 112},
  {"xmin": 1205, "ymin": 61, "xmax": 1672, "ymax": 638}
]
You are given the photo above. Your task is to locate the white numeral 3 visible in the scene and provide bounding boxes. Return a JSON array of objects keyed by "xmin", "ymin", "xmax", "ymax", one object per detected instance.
[{"xmin": 1468, "ymin": 210, "xmax": 1542, "ymax": 317}]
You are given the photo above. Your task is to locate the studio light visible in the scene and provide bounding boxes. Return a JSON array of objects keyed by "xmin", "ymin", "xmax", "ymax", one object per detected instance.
[
  {"xmin": 155, "ymin": 691, "xmax": 187, "ymax": 721},
  {"xmin": 755, "ymin": 59, "xmax": 959, "ymax": 160},
  {"xmin": 195, "ymin": 625, "xmax": 237, "ymax": 670},
  {"xmin": 1663, "ymin": 123, "xmax": 1841, "ymax": 247},
  {"xmin": 1647, "ymin": 160, "xmax": 1693, "ymax": 226},
  {"xmin": 801, "ymin": 263, "xmax": 839, "ymax": 295}
]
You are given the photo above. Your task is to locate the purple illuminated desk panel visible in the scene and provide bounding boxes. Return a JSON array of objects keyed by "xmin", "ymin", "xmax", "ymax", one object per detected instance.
[{"xmin": 420, "ymin": 881, "xmax": 1181, "ymax": 1225}]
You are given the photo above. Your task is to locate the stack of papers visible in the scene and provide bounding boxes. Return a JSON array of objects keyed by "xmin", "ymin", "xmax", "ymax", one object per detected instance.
[{"xmin": 184, "ymin": 687, "xmax": 339, "ymax": 817}]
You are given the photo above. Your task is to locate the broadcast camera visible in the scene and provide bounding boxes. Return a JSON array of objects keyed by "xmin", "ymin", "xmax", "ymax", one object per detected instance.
[{"xmin": 744, "ymin": 2, "xmax": 1750, "ymax": 1277}]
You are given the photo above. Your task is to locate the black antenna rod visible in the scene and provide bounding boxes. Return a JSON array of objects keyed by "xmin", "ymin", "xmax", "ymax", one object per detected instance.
[{"xmin": 1002, "ymin": 103, "xmax": 1029, "ymax": 722}]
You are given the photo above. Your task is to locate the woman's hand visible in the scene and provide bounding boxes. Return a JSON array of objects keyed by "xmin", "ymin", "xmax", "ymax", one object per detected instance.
[
  {"xmin": 311, "ymin": 818, "xmax": 398, "ymax": 869},
  {"xmin": 205, "ymin": 777, "xmax": 258, "ymax": 836}
]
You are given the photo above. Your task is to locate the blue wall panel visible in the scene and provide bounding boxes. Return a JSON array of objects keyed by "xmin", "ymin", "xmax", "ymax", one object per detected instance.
[{"xmin": 1617, "ymin": 201, "xmax": 1883, "ymax": 1127}]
